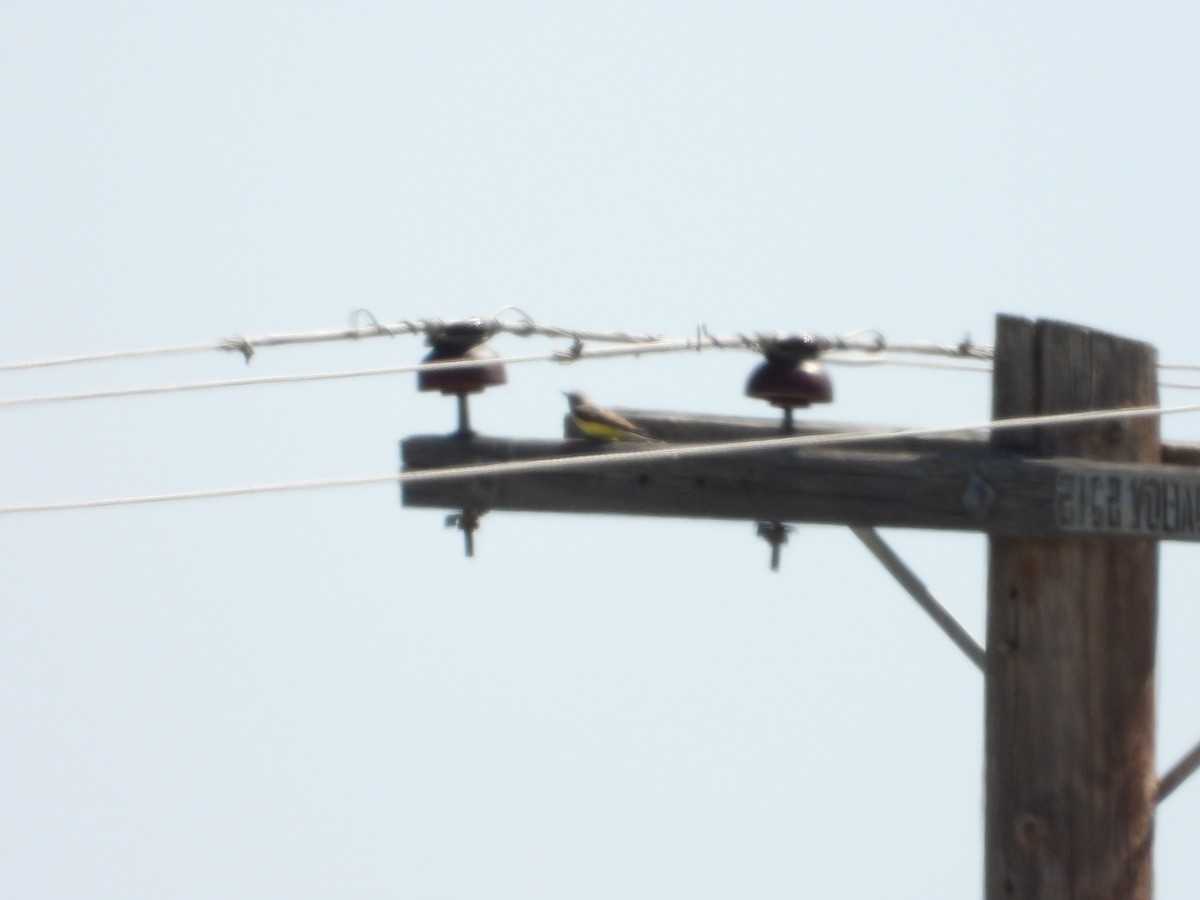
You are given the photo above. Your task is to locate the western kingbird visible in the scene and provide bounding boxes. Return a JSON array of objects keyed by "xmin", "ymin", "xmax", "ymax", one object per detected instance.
[{"xmin": 564, "ymin": 391, "xmax": 650, "ymax": 442}]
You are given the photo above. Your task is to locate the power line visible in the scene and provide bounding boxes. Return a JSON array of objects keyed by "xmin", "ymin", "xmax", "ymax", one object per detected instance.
[
  {"xmin": 0, "ymin": 337, "xmax": 1005, "ymax": 412},
  {"xmin": 0, "ymin": 339, "xmax": 233, "ymax": 371},
  {"xmin": 0, "ymin": 339, "xmax": 735, "ymax": 409},
  {"xmin": 397, "ymin": 401, "xmax": 1200, "ymax": 483},
  {"xmin": 8, "ymin": 308, "xmax": 1200, "ymax": 383},
  {"xmin": 3, "ymin": 401, "xmax": 1198, "ymax": 516},
  {"xmin": 823, "ymin": 352, "xmax": 992, "ymax": 373},
  {"xmin": 0, "ymin": 311, "xmax": 670, "ymax": 373},
  {"xmin": 4, "ymin": 312, "xmax": 1197, "ymax": 416},
  {"xmin": 6, "ymin": 344, "xmax": 1199, "ymax": 412},
  {"xmin": 0, "ymin": 308, "xmax": 991, "ymax": 374}
]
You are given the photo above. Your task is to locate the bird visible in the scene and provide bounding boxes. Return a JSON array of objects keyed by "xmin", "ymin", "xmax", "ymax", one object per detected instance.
[{"xmin": 563, "ymin": 391, "xmax": 652, "ymax": 442}]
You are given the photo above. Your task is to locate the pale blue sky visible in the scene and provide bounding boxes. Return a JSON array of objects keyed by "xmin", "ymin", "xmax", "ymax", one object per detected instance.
[{"xmin": 2, "ymin": 3, "xmax": 1199, "ymax": 897}]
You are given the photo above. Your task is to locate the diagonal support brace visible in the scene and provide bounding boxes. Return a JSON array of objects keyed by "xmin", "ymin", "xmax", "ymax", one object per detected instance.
[
  {"xmin": 850, "ymin": 526, "xmax": 985, "ymax": 671},
  {"xmin": 1157, "ymin": 737, "xmax": 1200, "ymax": 804}
]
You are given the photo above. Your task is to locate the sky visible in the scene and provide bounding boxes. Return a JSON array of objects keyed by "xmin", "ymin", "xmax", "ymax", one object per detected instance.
[{"xmin": 2, "ymin": 3, "xmax": 1199, "ymax": 897}]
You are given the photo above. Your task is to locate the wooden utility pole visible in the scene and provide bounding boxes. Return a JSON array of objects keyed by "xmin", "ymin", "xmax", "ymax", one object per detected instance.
[
  {"xmin": 402, "ymin": 314, "xmax": 1189, "ymax": 897},
  {"xmin": 985, "ymin": 318, "xmax": 1159, "ymax": 899}
]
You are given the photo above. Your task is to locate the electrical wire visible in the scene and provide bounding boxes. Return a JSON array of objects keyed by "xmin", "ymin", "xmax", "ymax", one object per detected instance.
[
  {"xmin": 8, "ymin": 308, "xmax": 1200, "ymax": 381},
  {"xmin": 0, "ymin": 339, "xmax": 736, "ymax": 409},
  {"xmin": 0, "ymin": 309, "xmax": 993, "ymax": 375},
  {"xmin": 0, "ymin": 313, "xmax": 669, "ymax": 372},
  {"xmin": 5, "ymin": 313, "xmax": 1200, "ymax": 413},
  {"xmin": 822, "ymin": 353, "xmax": 993, "ymax": 373},
  {"xmin": 0, "ymin": 335, "xmax": 997, "ymax": 410},
  {"xmin": 8, "ymin": 343, "xmax": 1199, "ymax": 411},
  {"xmin": 3, "ymin": 401, "xmax": 1198, "ymax": 516},
  {"xmin": 0, "ymin": 340, "xmax": 233, "ymax": 371}
]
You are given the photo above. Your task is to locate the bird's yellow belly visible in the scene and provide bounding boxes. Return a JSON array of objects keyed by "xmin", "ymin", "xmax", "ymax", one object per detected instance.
[{"xmin": 573, "ymin": 416, "xmax": 627, "ymax": 441}]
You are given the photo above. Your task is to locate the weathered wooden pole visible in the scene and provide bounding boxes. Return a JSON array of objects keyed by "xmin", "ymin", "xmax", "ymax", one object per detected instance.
[{"xmin": 985, "ymin": 317, "xmax": 1160, "ymax": 898}]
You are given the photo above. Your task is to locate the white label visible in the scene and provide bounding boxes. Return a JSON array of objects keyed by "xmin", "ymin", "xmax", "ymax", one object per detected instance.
[{"xmin": 1055, "ymin": 470, "xmax": 1200, "ymax": 539}]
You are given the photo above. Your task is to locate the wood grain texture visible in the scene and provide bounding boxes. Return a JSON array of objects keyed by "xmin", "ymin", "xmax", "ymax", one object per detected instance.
[
  {"xmin": 401, "ymin": 437, "xmax": 1200, "ymax": 542},
  {"xmin": 585, "ymin": 409, "xmax": 1197, "ymax": 464},
  {"xmin": 986, "ymin": 318, "xmax": 1158, "ymax": 900}
]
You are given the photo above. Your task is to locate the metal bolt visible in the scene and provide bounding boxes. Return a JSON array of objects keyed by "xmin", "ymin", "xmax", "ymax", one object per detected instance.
[
  {"xmin": 445, "ymin": 509, "xmax": 483, "ymax": 558},
  {"xmin": 755, "ymin": 521, "xmax": 793, "ymax": 572}
]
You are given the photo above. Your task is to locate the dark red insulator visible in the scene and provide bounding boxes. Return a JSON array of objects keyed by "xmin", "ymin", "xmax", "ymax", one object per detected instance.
[
  {"xmin": 745, "ymin": 335, "xmax": 832, "ymax": 430},
  {"xmin": 418, "ymin": 320, "xmax": 507, "ymax": 396},
  {"xmin": 745, "ymin": 335, "xmax": 832, "ymax": 409},
  {"xmin": 418, "ymin": 320, "xmax": 507, "ymax": 438}
]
